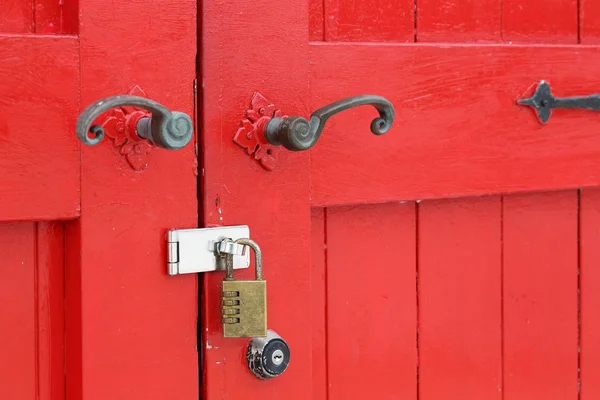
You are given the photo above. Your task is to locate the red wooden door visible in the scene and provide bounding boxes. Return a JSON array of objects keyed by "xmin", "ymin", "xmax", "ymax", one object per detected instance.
[
  {"xmin": 0, "ymin": 1, "xmax": 198, "ymax": 399},
  {"xmin": 201, "ymin": 0, "xmax": 600, "ymax": 399}
]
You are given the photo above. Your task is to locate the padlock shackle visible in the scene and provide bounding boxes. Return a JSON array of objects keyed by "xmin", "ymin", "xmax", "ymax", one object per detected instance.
[{"xmin": 234, "ymin": 238, "xmax": 263, "ymax": 280}]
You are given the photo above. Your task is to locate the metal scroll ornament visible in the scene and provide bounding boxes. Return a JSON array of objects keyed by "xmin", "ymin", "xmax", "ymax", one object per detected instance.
[{"xmin": 234, "ymin": 93, "xmax": 395, "ymax": 171}]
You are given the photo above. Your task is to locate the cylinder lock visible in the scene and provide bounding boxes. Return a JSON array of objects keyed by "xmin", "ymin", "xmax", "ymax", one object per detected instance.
[{"xmin": 246, "ymin": 330, "xmax": 290, "ymax": 379}]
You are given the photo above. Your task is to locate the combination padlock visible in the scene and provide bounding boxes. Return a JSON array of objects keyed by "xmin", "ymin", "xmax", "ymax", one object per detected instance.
[{"xmin": 221, "ymin": 238, "xmax": 267, "ymax": 338}]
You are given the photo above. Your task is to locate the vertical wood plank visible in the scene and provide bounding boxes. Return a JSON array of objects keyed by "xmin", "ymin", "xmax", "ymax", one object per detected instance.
[
  {"xmin": 326, "ymin": 203, "xmax": 417, "ymax": 399},
  {"xmin": 76, "ymin": 0, "xmax": 198, "ymax": 398},
  {"xmin": 0, "ymin": 0, "xmax": 33, "ymax": 33},
  {"xmin": 0, "ymin": 223, "xmax": 36, "ymax": 399},
  {"xmin": 503, "ymin": 191, "xmax": 578, "ymax": 400},
  {"xmin": 581, "ymin": 0, "xmax": 600, "ymax": 44},
  {"xmin": 580, "ymin": 188, "xmax": 600, "ymax": 399},
  {"xmin": 418, "ymin": 197, "xmax": 502, "ymax": 399},
  {"xmin": 417, "ymin": 0, "xmax": 501, "ymax": 42},
  {"xmin": 34, "ymin": 0, "xmax": 60, "ymax": 33},
  {"xmin": 37, "ymin": 222, "xmax": 65, "ymax": 400},
  {"xmin": 34, "ymin": 0, "xmax": 78, "ymax": 34},
  {"xmin": 309, "ymin": 0, "xmax": 324, "ymax": 41},
  {"xmin": 324, "ymin": 0, "xmax": 414, "ymax": 42},
  {"xmin": 502, "ymin": 0, "xmax": 578, "ymax": 43},
  {"xmin": 201, "ymin": 0, "xmax": 311, "ymax": 396},
  {"xmin": 311, "ymin": 208, "xmax": 327, "ymax": 400}
]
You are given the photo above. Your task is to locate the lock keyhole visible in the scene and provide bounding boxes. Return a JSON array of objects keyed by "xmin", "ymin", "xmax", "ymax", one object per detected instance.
[{"xmin": 272, "ymin": 349, "xmax": 284, "ymax": 366}]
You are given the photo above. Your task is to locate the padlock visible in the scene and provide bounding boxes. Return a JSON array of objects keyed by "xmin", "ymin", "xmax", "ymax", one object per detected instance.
[{"xmin": 221, "ymin": 238, "xmax": 267, "ymax": 338}]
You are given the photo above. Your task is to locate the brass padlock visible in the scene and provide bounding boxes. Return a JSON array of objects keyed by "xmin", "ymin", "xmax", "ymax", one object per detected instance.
[{"xmin": 221, "ymin": 238, "xmax": 267, "ymax": 338}]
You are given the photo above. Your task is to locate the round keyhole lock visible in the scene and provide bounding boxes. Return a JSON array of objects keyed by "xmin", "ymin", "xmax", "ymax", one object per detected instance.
[{"xmin": 246, "ymin": 330, "xmax": 290, "ymax": 380}]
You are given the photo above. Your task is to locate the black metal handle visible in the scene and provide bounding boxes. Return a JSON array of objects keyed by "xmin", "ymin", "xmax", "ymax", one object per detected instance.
[
  {"xmin": 518, "ymin": 81, "xmax": 600, "ymax": 124},
  {"xmin": 76, "ymin": 95, "xmax": 193, "ymax": 150},
  {"xmin": 264, "ymin": 95, "xmax": 395, "ymax": 151}
]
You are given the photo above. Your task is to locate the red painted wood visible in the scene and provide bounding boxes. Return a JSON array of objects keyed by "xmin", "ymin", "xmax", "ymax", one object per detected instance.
[
  {"xmin": 581, "ymin": 0, "xmax": 600, "ymax": 44},
  {"xmin": 580, "ymin": 188, "xmax": 600, "ymax": 399},
  {"xmin": 37, "ymin": 223, "xmax": 65, "ymax": 400},
  {"xmin": 310, "ymin": 43, "xmax": 600, "ymax": 206},
  {"xmin": 323, "ymin": 0, "xmax": 414, "ymax": 42},
  {"xmin": 502, "ymin": 0, "xmax": 578, "ymax": 43},
  {"xmin": 419, "ymin": 197, "xmax": 502, "ymax": 399},
  {"xmin": 34, "ymin": 0, "xmax": 61, "ymax": 33},
  {"xmin": 0, "ymin": 223, "xmax": 65, "ymax": 399},
  {"xmin": 326, "ymin": 203, "xmax": 417, "ymax": 399},
  {"xmin": 72, "ymin": 0, "xmax": 199, "ymax": 398},
  {"xmin": 201, "ymin": 0, "xmax": 310, "ymax": 398},
  {"xmin": 417, "ymin": 0, "xmax": 501, "ymax": 42},
  {"xmin": 311, "ymin": 208, "xmax": 327, "ymax": 400},
  {"xmin": 0, "ymin": 223, "xmax": 36, "ymax": 399},
  {"xmin": 503, "ymin": 191, "xmax": 579, "ymax": 400},
  {"xmin": 309, "ymin": 0, "xmax": 324, "ymax": 41},
  {"xmin": 0, "ymin": 0, "xmax": 33, "ymax": 33},
  {"xmin": 0, "ymin": 36, "xmax": 79, "ymax": 221}
]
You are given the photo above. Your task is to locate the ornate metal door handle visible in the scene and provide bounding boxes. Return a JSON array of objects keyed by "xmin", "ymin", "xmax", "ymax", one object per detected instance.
[
  {"xmin": 264, "ymin": 94, "xmax": 395, "ymax": 151},
  {"xmin": 76, "ymin": 95, "xmax": 193, "ymax": 150},
  {"xmin": 518, "ymin": 81, "xmax": 600, "ymax": 124}
]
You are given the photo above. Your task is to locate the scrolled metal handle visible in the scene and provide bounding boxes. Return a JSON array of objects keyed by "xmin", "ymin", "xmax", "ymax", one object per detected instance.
[
  {"xmin": 264, "ymin": 94, "xmax": 395, "ymax": 151},
  {"xmin": 76, "ymin": 95, "xmax": 193, "ymax": 150}
]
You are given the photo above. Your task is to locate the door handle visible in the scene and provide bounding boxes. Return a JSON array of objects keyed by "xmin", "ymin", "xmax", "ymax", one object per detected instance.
[
  {"xmin": 264, "ymin": 94, "xmax": 395, "ymax": 151},
  {"xmin": 76, "ymin": 95, "xmax": 193, "ymax": 150},
  {"xmin": 518, "ymin": 81, "xmax": 600, "ymax": 124}
]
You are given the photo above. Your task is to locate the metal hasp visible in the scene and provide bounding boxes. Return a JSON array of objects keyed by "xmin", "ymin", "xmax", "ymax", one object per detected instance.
[
  {"xmin": 518, "ymin": 81, "xmax": 600, "ymax": 124},
  {"xmin": 264, "ymin": 94, "xmax": 395, "ymax": 151},
  {"xmin": 76, "ymin": 95, "xmax": 193, "ymax": 150},
  {"xmin": 167, "ymin": 226, "xmax": 251, "ymax": 275}
]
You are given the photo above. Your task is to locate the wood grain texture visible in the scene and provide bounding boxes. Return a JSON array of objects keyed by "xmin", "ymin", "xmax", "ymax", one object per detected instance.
[
  {"xmin": 581, "ymin": 0, "xmax": 600, "ymax": 44},
  {"xmin": 326, "ymin": 203, "xmax": 417, "ymax": 399},
  {"xmin": 310, "ymin": 43, "xmax": 600, "ymax": 206},
  {"xmin": 417, "ymin": 0, "xmax": 501, "ymax": 42},
  {"xmin": 309, "ymin": 0, "xmax": 324, "ymax": 41},
  {"xmin": 311, "ymin": 208, "xmax": 327, "ymax": 400},
  {"xmin": 0, "ymin": 35, "xmax": 79, "ymax": 221},
  {"xmin": 418, "ymin": 197, "xmax": 502, "ymax": 399},
  {"xmin": 37, "ymin": 223, "xmax": 65, "ymax": 400},
  {"xmin": 0, "ymin": 223, "xmax": 36, "ymax": 399},
  {"xmin": 580, "ymin": 188, "xmax": 600, "ymax": 399},
  {"xmin": 323, "ymin": 0, "xmax": 414, "ymax": 42},
  {"xmin": 503, "ymin": 191, "xmax": 578, "ymax": 400},
  {"xmin": 0, "ymin": 223, "xmax": 65, "ymax": 400},
  {"xmin": 0, "ymin": 0, "xmax": 33, "ymax": 33},
  {"xmin": 201, "ymin": 0, "xmax": 311, "ymax": 398},
  {"xmin": 502, "ymin": 0, "xmax": 578, "ymax": 43},
  {"xmin": 74, "ymin": 0, "xmax": 199, "ymax": 398}
]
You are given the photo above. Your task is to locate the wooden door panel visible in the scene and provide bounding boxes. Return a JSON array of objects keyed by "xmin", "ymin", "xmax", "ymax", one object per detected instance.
[
  {"xmin": 503, "ymin": 191, "xmax": 579, "ymax": 399},
  {"xmin": 581, "ymin": 0, "xmax": 600, "ymax": 43},
  {"xmin": 201, "ymin": 0, "xmax": 311, "ymax": 398},
  {"xmin": 0, "ymin": 36, "xmax": 79, "ymax": 221},
  {"xmin": 310, "ymin": 43, "xmax": 600, "ymax": 206},
  {"xmin": 417, "ymin": 0, "xmax": 502, "ymax": 42},
  {"xmin": 0, "ymin": 222, "xmax": 64, "ymax": 400},
  {"xmin": 325, "ymin": 203, "xmax": 417, "ymax": 399},
  {"xmin": 502, "ymin": 0, "xmax": 578, "ymax": 43},
  {"xmin": 312, "ymin": 191, "xmax": 583, "ymax": 398},
  {"xmin": 322, "ymin": 0, "xmax": 414, "ymax": 42},
  {"xmin": 580, "ymin": 188, "xmax": 600, "ymax": 399},
  {"xmin": 73, "ymin": 0, "xmax": 198, "ymax": 398},
  {"xmin": 418, "ymin": 197, "xmax": 502, "ymax": 399}
]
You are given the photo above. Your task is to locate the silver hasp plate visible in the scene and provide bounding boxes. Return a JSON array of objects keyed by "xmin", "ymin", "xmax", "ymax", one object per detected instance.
[{"xmin": 167, "ymin": 226, "xmax": 251, "ymax": 275}]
